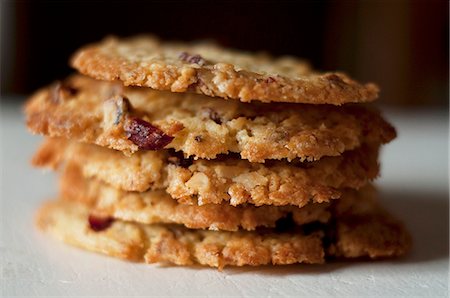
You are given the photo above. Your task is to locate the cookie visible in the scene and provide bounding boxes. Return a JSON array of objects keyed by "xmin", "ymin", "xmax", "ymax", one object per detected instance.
[
  {"xmin": 59, "ymin": 161, "xmax": 331, "ymax": 231},
  {"xmin": 25, "ymin": 75, "xmax": 395, "ymax": 162},
  {"xmin": 32, "ymin": 138, "xmax": 167, "ymax": 192},
  {"xmin": 165, "ymin": 144, "xmax": 379, "ymax": 207},
  {"xmin": 328, "ymin": 187, "xmax": 412, "ymax": 258},
  {"xmin": 36, "ymin": 199, "xmax": 325, "ymax": 267},
  {"xmin": 71, "ymin": 35, "xmax": 379, "ymax": 105},
  {"xmin": 35, "ymin": 187, "xmax": 410, "ymax": 268},
  {"xmin": 33, "ymin": 138, "xmax": 379, "ymax": 207}
]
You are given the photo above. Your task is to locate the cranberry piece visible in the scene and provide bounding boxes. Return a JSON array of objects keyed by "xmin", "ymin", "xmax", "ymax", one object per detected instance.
[
  {"xmin": 88, "ymin": 214, "xmax": 114, "ymax": 232},
  {"xmin": 124, "ymin": 118, "xmax": 174, "ymax": 150}
]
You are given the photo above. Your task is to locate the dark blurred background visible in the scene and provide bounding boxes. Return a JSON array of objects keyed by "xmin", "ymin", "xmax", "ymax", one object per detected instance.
[{"xmin": 1, "ymin": 0, "xmax": 448, "ymax": 106}]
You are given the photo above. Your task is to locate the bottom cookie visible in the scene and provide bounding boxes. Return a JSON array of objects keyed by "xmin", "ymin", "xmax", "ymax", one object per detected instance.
[
  {"xmin": 36, "ymin": 199, "xmax": 325, "ymax": 267},
  {"xmin": 35, "ymin": 190, "xmax": 410, "ymax": 268}
]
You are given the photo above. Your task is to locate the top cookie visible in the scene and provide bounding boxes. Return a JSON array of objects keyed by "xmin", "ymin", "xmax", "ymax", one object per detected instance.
[{"xmin": 71, "ymin": 35, "xmax": 379, "ymax": 105}]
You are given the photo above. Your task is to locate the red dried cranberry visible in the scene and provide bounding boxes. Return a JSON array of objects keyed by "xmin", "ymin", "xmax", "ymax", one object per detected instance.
[
  {"xmin": 88, "ymin": 214, "xmax": 114, "ymax": 232},
  {"xmin": 124, "ymin": 118, "xmax": 174, "ymax": 150}
]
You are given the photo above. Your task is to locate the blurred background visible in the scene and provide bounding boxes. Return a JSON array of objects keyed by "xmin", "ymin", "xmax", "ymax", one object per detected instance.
[{"xmin": 1, "ymin": 0, "xmax": 448, "ymax": 106}]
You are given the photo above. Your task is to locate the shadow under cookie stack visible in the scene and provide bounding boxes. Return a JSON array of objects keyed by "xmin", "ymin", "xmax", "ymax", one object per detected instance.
[{"xmin": 26, "ymin": 36, "xmax": 410, "ymax": 268}]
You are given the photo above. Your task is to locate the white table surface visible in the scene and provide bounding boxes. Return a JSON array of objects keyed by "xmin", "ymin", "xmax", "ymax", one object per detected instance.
[{"xmin": 1, "ymin": 100, "xmax": 448, "ymax": 297}]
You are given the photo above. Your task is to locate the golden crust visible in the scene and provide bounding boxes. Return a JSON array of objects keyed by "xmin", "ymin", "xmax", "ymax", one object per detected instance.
[
  {"xmin": 71, "ymin": 35, "xmax": 379, "ymax": 105},
  {"xmin": 32, "ymin": 138, "xmax": 166, "ymax": 192},
  {"xmin": 35, "ymin": 186, "xmax": 410, "ymax": 267},
  {"xmin": 32, "ymin": 138, "xmax": 379, "ymax": 207},
  {"xmin": 35, "ymin": 199, "xmax": 146, "ymax": 261},
  {"xmin": 328, "ymin": 187, "xmax": 412, "ymax": 258},
  {"xmin": 36, "ymin": 199, "xmax": 325, "ymax": 268},
  {"xmin": 59, "ymin": 161, "xmax": 331, "ymax": 231},
  {"xmin": 24, "ymin": 75, "xmax": 395, "ymax": 162},
  {"xmin": 166, "ymin": 144, "xmax": 379, "ymax": 207}
]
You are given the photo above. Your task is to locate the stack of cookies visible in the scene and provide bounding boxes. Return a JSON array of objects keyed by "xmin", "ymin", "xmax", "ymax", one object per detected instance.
[{"xmin": 25, "ymin": 36, "xmax": 410, "ymax": 268}]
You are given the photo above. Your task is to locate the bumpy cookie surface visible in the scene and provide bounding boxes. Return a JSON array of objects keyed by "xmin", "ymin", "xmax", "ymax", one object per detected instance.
[
  {"xmin": 165, "ymin": 144, "xmax": 379, "ymax": 207},
  {"xmin": 58, "ymin": 161, "xmax": 331, "ymax": 231},
  {"xmin": 25, "ymin": 75, "xmax": 395, "ymax": 162},
  {"xmin": 33, "ymin": 138, "xmax": 379, "ymax": 207},
  {"xmin": 71, "ymin": 36, "xmax": 379, "ymax": 105},
  {"xmin": 36, "ymin": 187, "xmax": 410, "ymax": 268},
  {"xmin": 329, "ymin": 187, "xmax": 412, "ymax": 258},
  {"xmin": 36, "ymin": 199, "xmax": 325, "ymax": 268}
]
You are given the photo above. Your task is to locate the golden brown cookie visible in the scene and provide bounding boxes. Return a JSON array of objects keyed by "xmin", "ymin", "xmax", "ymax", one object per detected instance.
[
  {"xmin": 32, "ymin": 138, "xmax": 167, "ymax": 192},
  {"xmin": 35, "ymin": 186, "xmax": 410, "ymax": 268},
  {"xmin": 36, "ymin": 199, "xmax": 325, "ymax": 268},
  {"xmin": 25, "ymin": 75, "xmax": 395, "ymax": 162},
  {"xmin": 165, "ymin": 144, "xmax": 379, "ymax": 207},
  {"xmin": 328, "ymin": 187, "xmax": 412, "ymax": 258},
  {"xmin": 58, "ymin": 161, "xmax": 331, "ymax": 231},
  {"xmin": 32, "ymin": 138, "xmax": 379, "ymax": 207},
  {"xmin": 71, "ymin": 35, "xmax": 379, "ymax": 105}
]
